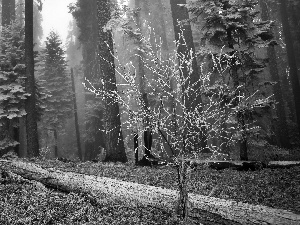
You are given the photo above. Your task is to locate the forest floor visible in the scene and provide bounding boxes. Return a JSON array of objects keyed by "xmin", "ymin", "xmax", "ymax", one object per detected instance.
[{"xmin": 0, "ymin": 158, "xmax": 300, "ymax": 224}]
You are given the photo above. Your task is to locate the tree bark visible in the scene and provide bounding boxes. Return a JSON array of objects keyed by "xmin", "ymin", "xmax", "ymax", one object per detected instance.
[
  {"xmin": 71, "ymin": 68, "xmax": 83, "ymax": 161},
  {"xmin": 133, "ymin": 0, "xmax": 154, "ymax": 159},
  {"xmin": 18, "ymin": 117, "xmax": 27, "ymax": 157},
  {"xmin": 1, "ymin": 159, "xmax": 300, "ymax": 225},
  {"xmin": 53, "ymin": 129, "xmax": 58, "ymax": 158},
  {"xmin": 279, "ymin": 0, "xmax": 300, "ymax": 138},
  {"xmin": 260, "ymin": 0, "xmax": 290, "ymax": 148},
  {"xmin": 25, "ymin": 0, "xmax": 39, "ymax": 157},
  {"xmin": 96, "ymin": 0, "xmax": 127, "ymax": 162}
]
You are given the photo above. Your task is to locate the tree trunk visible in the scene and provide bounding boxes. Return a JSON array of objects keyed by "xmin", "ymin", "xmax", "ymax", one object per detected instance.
[
  {"xmin": 175, "ymin": 159, "xmax": 189, "ymax": 220},
  {"xmin": 96, "ymin": 0, "xmax": 127, "ymax": 163},
  {"xmin": 133, "ymin": 0, "xmax": 154, "ymax": 159},
  {"xmin": 1, "ymin": 160, "xmax": 300, "ymax": 225},
  {"xmin": 279, "ymin": 0, "xmax": 300, "ymax": 138},
  {"xmin": 18, "ymin": 117, "xmax": 27, "ymax": 157},
  {"xmin": 170, "ymin": 0, "xmax": 207, "ymax": 152},
  {"xmin": 53, "ymin": 129, "xmax": 58, "ymax": 158},
  {"xmin": 71, "ymin": 68, "xmax": 83, "ymax": 161},
  {"xmin": 134, "ymin": 132, "xmax": 139, "ymax": 165},
  {"xmin": 225, "ymin": 14, "xmax": 248, "ymax": 160},
  {"xmin": 25, "ymin": 0, "xmax": 39, "ymax": 158},
  {"xmin": 260, "ymin": 0, "xmax": 290, "ymax": 148}
]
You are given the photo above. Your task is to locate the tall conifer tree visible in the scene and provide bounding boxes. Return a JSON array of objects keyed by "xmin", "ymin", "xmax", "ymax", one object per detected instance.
[
  {"xmin": 186, "ymin": 0, "xmax": 276, "ymax": 160},
  {"xmin": 39, "ymin": 31, "xmax": 73, "ymax": 158}
]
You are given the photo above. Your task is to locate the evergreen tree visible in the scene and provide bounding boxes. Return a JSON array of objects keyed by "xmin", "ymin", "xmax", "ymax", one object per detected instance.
[
  {"xmin": 70, "ymin": 0, "xmax": 105, "ymax": 161},
  {"xmin": 39, "ymin": 31, "xmax": 73, "ymax": 158},
  {"xmin": 0, "ymin": 22, "xmax": 27, "ymax": 155},
  {"xmin": 185, "ymin": 0, "xmax": 276, "ymax": 160}
]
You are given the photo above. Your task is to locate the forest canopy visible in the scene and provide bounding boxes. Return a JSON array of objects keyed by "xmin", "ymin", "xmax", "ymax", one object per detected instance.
[{"xmin": 0, "ymin": 0, "xmax": 299, "ymax": 164}]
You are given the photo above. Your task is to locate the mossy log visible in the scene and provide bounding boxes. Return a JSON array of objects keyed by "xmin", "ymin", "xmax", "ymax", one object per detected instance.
[{"xmin": 1, "ymin": 159, "xmax": 300, "ymax": 225}]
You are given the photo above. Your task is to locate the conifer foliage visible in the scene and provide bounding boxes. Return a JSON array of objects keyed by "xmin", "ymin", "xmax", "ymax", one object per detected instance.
[
  {"xmin": 0, "ymin": 22, "xmax": 28, "ymax": 152},
  {"xmin": 38, "ymin": 31, "xmax": 73, "ymax": 157},
  {"xmin": 185, "ymin": 0, "xmax": 276, "ymax": 160}
]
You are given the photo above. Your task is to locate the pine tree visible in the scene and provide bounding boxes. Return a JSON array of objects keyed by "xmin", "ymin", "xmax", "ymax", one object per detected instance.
[{"xmin": 39, "ymin": 31, "xmax": 73, "ymax": 158}]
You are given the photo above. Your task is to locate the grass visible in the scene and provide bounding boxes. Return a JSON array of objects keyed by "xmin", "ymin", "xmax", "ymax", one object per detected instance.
[{"xmin": 1, "ymin": 157, "xmax": 300, "ymax": 224}]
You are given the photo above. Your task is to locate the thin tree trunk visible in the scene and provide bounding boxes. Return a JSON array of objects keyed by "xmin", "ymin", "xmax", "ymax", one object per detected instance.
[
  {"xmin": 53, "ymin": 129, "xmax": 58, "ymax": 158},
  {"xmin": 169, "ymin": 0, "xmax": 204, "ymax": 218},
  {"xmin": 71, "ymin": 68, "xmax": 83, "ymax": 161},
  {"xmin": 96, "ymin": 0, "xmax": 127, "ymax": 163},
  {"xmin": 279, "ymin": 0, "xmax": 300, "ymax": 138},
  {"xmin": 176, "ymin": 159, "xmax": 189, "ymax": 220},
  {"xmin": 133, "ymin": 0, "xmax": 154, "ymax": 160},
  {"xmin": 134, "ymin": 132, "xmax": 138, "ymax": 165},
  {"xmin": 239, "ymin": 116, "xmax": 248, "ymax": 161},
  {"xmin": 25, "ymin": 0, "xmax": 39, "ymax": 158},
  {"xmin": 18, "ymin": 117, "xmax": 27, "ymax": 157}
]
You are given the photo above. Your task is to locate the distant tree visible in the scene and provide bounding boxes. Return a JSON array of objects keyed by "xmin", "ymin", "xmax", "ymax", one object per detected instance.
[
  {"xmin": 259, "ymin": 0, "xmax": 290, "ymax": 148},
  {"xmin": 65, "ymin": 18, "xmax": 82, "ymax": 68},
  {"xmin": 38, "ymin": 31, "xmax": 73, "ymax": 158},
  {"xmin": 96, "ymin": 0, "xmax": 127, "ymax": 162},
  {"xmin": 2, "ymin": 0, "xmax": 15, "ymax": 26},
  {"xmin": 279, "ymin": 0, "xmax": 300, "ymax": 139},
  {"xmin": 33, "ymin": 2, "xmax": 43, "ymax": 50},
  {"xmin": 25, "ymin": 0, "xmax": 39, "ymax": 157},
  {"xmin": 70, "ymin": 0, "xmax": 105, "ymax": 161}
]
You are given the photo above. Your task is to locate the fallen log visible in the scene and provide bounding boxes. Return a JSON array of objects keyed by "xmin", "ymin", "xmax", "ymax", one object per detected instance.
[
  {"xmin": 187, "ymin": 159, "xmax": 300, "ymax": 170},
  {"xmin": 1, "ymin": 159, "xmax": 300, "ymax": 225}
]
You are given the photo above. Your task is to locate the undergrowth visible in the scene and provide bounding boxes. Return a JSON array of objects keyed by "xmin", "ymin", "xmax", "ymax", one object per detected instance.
[
  {"xmin": 29, "ymin": 158, "xmax": 300, "ymax": 214},
  {"xmin": 1, "ymin": 158, "xmax": 299, "ymax": 224}
]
